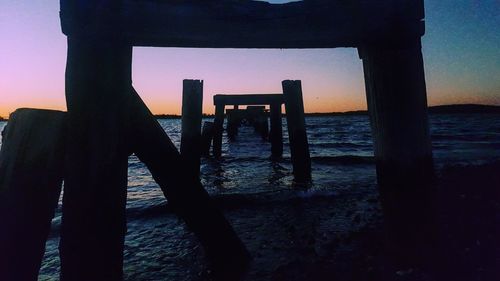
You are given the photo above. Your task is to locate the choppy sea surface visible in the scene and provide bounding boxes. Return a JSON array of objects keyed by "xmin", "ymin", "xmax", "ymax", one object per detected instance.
[{"xmin": 0, "ymin": 113, "xmax": 499, "ymax": 280}]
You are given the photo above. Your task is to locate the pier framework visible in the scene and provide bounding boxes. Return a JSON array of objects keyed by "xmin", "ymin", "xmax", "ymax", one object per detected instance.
[
  {"xmin": 0, "ymin": 0, "xmax": 434, "ymax": 279},
  {"xmin": 212, "ymin": 88, "xmax": 312, "ymax": 181}
]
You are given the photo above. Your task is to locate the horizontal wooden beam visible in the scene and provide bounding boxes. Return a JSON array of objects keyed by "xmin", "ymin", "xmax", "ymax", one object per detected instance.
[
  {"xmin": 214, "ymin": 94, "xmax": 284, "ymax": 106},
  {"xmin": 60, "ymin": 0, "xmax": 425, "ymax": 48}
]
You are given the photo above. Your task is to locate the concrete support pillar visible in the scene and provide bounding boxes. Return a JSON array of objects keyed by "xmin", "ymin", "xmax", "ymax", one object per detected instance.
[
  {"xmin": 359, "ymin": 38, "xmax": 436, "ymax": 267},
  {"xmin": 213, "ymin": 104, "xmax": 225, "ymax": 157},
  {"xmin": 282, "ymin": 80, "xmax": 311, "ymax": 182},
  {"xmin": 181, "ymin": 79, "xmax": 203, "ymax": 178},
  {"xmin": 60, "ymin": 37, "xmax": 131, "ymax": 281},
  {"xmin": 269, "ymin": 102, "xmax": 283, "ymax": 157}
]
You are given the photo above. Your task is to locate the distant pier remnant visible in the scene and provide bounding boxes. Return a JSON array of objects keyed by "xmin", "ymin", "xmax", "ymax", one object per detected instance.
[
  {"xmin": 226, "ymin": 106, "xmax": 269, "ymax": 140},
  {"xmin": 0, "ymin": 109, "xmax": 66, "ymax": 281},
  {"xmin": 282, "ymin": 80, "xmax": 312, "ymax": 182},
  {"xmin": 181, "ymin": 79, "xmax": 203, "ymax": 178},
  {"xmin": 212, "ymin": 93, "xmax": 285, "ymax": 158},
  {"xmin": 212, "ymin": 89, "xmax": 311, "ymax": 181}
]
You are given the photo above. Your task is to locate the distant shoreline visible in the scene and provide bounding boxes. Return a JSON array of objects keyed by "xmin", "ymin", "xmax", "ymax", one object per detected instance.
[
  {"xmin": 155, "ymin": 104, "xmax": 500, "ymax": 119},
  {"xmin": 0, "ymin": 104, "xmax": 498, "ymax": 121}
]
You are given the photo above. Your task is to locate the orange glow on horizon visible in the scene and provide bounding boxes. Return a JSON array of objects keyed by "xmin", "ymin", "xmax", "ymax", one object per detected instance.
[{"xmin": 2, "ymin": 89, "xmax": 498, "ymax": 119}]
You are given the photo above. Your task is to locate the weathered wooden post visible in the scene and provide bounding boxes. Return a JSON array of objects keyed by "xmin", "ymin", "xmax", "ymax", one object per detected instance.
[
  {"xmin": 0, "ymin": 109, "xmax": 66, "ymax": 281},
  {"xmin": 358, "ymin": 6, "xmax": 436, "ymax": 265},
  {"xmin": 269, "ymin": 102, "xmax": 283, "ymax": 157},
  {"xmin": 201, "ymin": 121, "xmax": 215, "ymax": 156},
  {"xmin": 226, "ymin": 110, "xmax": 239, "ymax": 140},
  {"xmin": 256, "ymin": 114, "xmax": 269, "ymax": 140},
  {"xmin": 212, "ymin": 103, "xmax": 225, "ymax": 157},
  {"xmin": 282, "ymin": 80, "xmax": 311, "ymax": 182},
  {"xmin": 359, "ymin": 42, "xmax": 433, "ymax": 188},
  {"xmin": 59, "ymin": 35, "xmax": 132, "ymax": 281},
  {"xmin": 181, "ymin": 79, "xmax": 203, "ymax": 178}
]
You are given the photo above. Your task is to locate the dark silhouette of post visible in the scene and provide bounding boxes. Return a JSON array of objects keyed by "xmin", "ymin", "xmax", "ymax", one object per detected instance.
[
  {"xmin": 201, "ymin": 121, "xmax": 215, "ymax": 156},
  {"xmin": 127, "ymin": 88, "xmax": 251, "ymax": 279},
  {"xmin": 59, "ymin": 38, "xmax": 132, "ymax": 281},
  {"xmin": 282, "ymin": 80, "xmax": 311, "ymax": 182},
  {"xmin": 213, "ymin": 103, "xmax": 225, "ymax": 157},
  {"xmin": 0, "ymin": 109, "xmax": 66, "ymax": 281},
  {"xmin": 253, "ymin": 110, "xmax": 269, "ymax": 140},
  {"xmin": 360, "ymin": 41, "xmax": 433, "ymax": 188},
  {"xmin": 269, "ymin": 102, "xmax": 283, "ymax": 157},
  {"xmin": 181, "ymin": 79, "xmax": 203, "ymax": 178},
  {"xmin": 226, "ymin": 109, "xmax": 239, "ymax": 140},
  {"xmin": 359, "ymin": 34, "xmax": 436, "ymax": 267}
]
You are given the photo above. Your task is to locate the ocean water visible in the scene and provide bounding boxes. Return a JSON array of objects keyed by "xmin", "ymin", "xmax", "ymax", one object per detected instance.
[{"xmin": 1, "ymin": 113, "xmax": 499, "ymax": 280}]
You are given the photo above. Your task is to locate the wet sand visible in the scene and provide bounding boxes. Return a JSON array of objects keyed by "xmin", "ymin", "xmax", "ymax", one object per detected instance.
[{"xmin": 39, "ymin": 161, "xmax": 499, "ymax": 281}]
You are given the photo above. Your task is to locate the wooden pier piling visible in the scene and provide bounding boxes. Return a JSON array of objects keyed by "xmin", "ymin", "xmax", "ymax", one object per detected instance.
[
  {"xmin": 213, "ymin": 104, "xmax": 225, "ymax": 157},
  {"xmin": 282, "ymin": 80, "xmax": 311, "ymax": 182},
  {"xmin": 226, "ymin": 110, "xmax": 239, "ymax": 140},
  {"xmin": 181, "ymin": 79, "xmax": 203, "ymax": 178},
  {"xmin": 360, "ymin": 41, "xmax": 433, "ymax": 188},
  {"xmin": 359, "ymin": 39, "xmax": 436, "ymax": 265},
  {"xmin": 60, "ymin": 38, "xmax": 131, "ymax": 281},
  {"xmin": 201, "ymin": 121, "xmax": 215, "ymax": 156},
  {"xmin": 269, "ymin": 103, "xmax": 283, "ymax": 157},
  {"xmin": 0, "ymin": 109, "xmax": 66, "ymax": 281}
]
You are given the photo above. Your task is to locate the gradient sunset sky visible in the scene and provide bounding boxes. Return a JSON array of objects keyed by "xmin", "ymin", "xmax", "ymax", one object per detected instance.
[{"xmin": 0, "ymin": 0, "xmax": 499, "ymax": 117}]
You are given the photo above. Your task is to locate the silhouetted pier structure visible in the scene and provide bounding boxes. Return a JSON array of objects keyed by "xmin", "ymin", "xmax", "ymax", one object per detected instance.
[
  {"xmin": 212, "ymin": 86, "xmax": 312, "ymax": 181},
  {"xmin": 0, "ymin": 0, "xmax": 434, "ymax": 279},
  {"xmin": 180, "ymin": 80, "xmax": 203, "ymax": 179},
  {"xmin": 213, "ymin": 94, "xmax": 284, "ymax": 158},
  {"xmin": 225, "ymin": 106, "xmax": 268, "ymax": 140}
]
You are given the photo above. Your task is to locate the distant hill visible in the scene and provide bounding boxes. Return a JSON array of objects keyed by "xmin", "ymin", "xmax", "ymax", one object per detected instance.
[
  {"xmin": 304, "ymin": 110, "xmax": 367, "ymax": 117},
  {"xmin": 155, "ymin": 113, "xmax": 215, "ymax": 119},
  {"xmin": 304, "ymin": 104, "xmax": 500, "ymax": 117},
  {"xmin": 427, "ymin": 104, "xmax": 500, "ymax": 114},
  {"xmin": 154, "ymin": 114, "xmax": 182, "ymax": 119},
  {"xmin": 1, "ymin": 104, "xmax": 498, "ymax": 122}
]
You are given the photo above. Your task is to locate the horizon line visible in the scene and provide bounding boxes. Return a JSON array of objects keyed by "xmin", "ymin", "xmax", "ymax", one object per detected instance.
[{"xmin": 1, "ymin": 103, "xmax": 499, "ymax": 121}]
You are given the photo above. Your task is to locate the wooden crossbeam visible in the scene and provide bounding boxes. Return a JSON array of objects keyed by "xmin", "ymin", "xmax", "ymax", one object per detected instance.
[
  {"xmin": 60, "ymin": 0, "xmax": 425, "ymax": 48},
  {"xmin": 214, "ymin": 94, "xmax": 284, "ymax": 106}
]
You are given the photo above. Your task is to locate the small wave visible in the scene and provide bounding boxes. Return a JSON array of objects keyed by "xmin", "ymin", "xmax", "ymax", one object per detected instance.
[
  {"xmin": 120, "ymin": 189, "xmax": 357, "ymax": 221},
  {"xmin": 311, "ymin": 142, "xmax": 370, "ymax": 149},
  {"xmin": 222, "ymin": 155, "xmax": 273, "ymax": 163},
  {"xmin": 311, "ymin": 155, "xmax": 374, "ymax": 165},
  {"xmin": 432, "ymin": 134, "xmax": 500, "ymax": 142}
]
